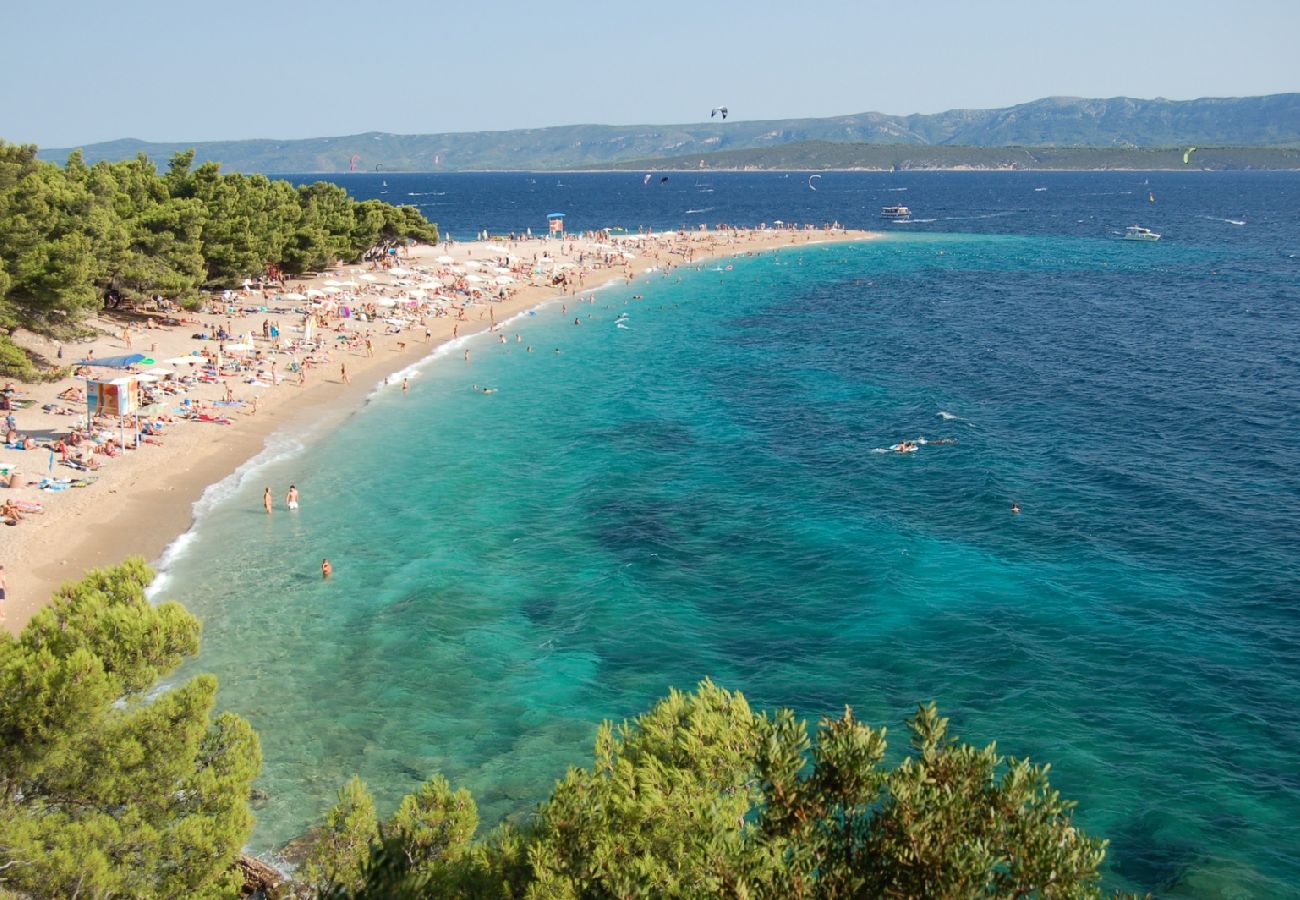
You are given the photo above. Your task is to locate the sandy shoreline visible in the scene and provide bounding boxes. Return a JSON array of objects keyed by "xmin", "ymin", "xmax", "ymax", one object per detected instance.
[{"xmin": 1, "ymin": 226, "xmax": 878, "ymax": 631}]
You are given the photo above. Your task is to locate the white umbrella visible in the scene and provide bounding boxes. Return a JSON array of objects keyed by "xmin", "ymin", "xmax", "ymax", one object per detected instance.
[
  {"xmin": 463, "ymin": 260, "xmax": 483, "ymax": 269},
  {"xmin": 305, "ymin": 288, "xmax": 325, "ymax": 297},
  {"xmin": 224, "ymin": 343, "xmax": 254, "ymax": 352},
  {"xmin": 359, "ymin": 274, "xmax": 379, "ymax": 282},
  {"xmin": 436, "ymin": 255, "xmax": 455, "ymax": 264},
  {"xmin": 279, "ymin": 292, "xmax": 306, "ymax": 301},
  {"xmin": 494, "ymin": 275, "xmax": 515, "ymax": 285},
  {"xmin": 464, "ymin": 274, "xmax": 485, "ymax": 283},
  {"xmin": 163, "ymin": 356, "xmax": 201, "ymax": 365},
  {"xmin": 388, "ymin": 266, "xmax": 411, "ymax": 276},
  {"xmin": 493, "ymin": 267, "xmax": 512, "ymax": 274}
]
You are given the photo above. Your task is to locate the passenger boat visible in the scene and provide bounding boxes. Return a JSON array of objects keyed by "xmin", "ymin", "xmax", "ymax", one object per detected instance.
[
  {"xmin": 1123, "ymin": 225, "xmax": 1161, "ymax": 241},
  {"xmin": 880, "ymin": 205, "xmax": 912, "ymax": 220}
]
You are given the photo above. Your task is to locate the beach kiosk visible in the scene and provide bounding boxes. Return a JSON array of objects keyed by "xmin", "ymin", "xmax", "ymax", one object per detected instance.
[
  {"xmin": 85, "ymin": 375, "xmax": 143, "ymax": 447},
  {"xmin": 547, "ymin": 212, "xmax": 565, "ymax": 236}
]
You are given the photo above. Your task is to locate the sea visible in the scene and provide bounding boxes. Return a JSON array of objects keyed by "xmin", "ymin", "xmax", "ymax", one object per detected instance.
[{"xmin": 161, "ymin": 171, "xmax": 1300, "ymax": 895}]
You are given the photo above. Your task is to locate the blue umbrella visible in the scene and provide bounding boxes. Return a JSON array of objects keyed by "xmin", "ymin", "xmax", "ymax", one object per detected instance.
[{"xmin": 75, "ymin": 353, "xmax": 147, "ymax": 368}]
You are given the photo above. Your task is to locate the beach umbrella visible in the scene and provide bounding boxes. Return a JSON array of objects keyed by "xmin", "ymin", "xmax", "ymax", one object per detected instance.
[
  {"xmin": 436, "ymin": 255, "xmax": 455, "ymax": 264},
  {"xmin": 494, "ymin": 275, "xmax": 515, "ymax": 285},
  {"xmin": 279, "ymin": 292, "xmax": 306, "ymax": 301},
  {"xmin": 76, "ymin": 353, "xmax": 146, "ymax": 368},
  {"xmin": 388, "ymin": 266, "xmax": 412, "ymax": 275}
]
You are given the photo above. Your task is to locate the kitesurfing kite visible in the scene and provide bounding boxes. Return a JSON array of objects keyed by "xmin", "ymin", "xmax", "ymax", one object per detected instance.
[
  {"xmin": 1183, "ymin": 147, "xmax": 1198, "ymax": 165},
  {"xmin": 808, "ymin": 174, "xmax": 822, "ymax": 191},
  {"xmin": 644, "ymin": 174, "xmax": 652, "ymax": 185},
  {"xmin": 710, "ymin": 107, "xmax": 729, "ymax": 120},
  {"xmin": 660, "ymin": 176, "xmax": 670, "ymax": 184}
]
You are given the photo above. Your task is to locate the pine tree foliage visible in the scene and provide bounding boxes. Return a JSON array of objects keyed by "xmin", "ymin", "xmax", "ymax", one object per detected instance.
[
  {"xmin": 314, "ymin": 681, "xmax": 1110, "ymax": 899},
  {"xmin": 0, "ymin": 137, "xmax": 439, "ymax": 372},
  {"xmin": 0, "ymin": 558, "xmax": 262, "ymax": 899}
]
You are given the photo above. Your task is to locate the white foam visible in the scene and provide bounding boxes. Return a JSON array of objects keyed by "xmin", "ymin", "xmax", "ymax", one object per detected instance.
[{"xmin": 146, "ymin": 429, "xmax": 310, "ymax": 601}]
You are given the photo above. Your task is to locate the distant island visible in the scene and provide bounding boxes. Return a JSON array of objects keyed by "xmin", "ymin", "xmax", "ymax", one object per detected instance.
[{"xmin": 34, "ymin": 93, "xmax": 1300, "ymax": 174}]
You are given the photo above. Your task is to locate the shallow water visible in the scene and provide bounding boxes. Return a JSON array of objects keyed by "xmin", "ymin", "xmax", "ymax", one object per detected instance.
[{"xmin": 165, "ymin": 173, "xmax": 1300, "ymax": 895}]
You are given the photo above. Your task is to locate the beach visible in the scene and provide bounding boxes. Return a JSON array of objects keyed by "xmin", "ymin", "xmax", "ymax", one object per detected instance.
[{"xmin": 0, "ymin": 225, "xmax": 876, "ymax": 632}]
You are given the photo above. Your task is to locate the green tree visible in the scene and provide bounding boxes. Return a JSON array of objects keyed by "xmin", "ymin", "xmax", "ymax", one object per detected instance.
[
  {"xmin": 324, "ymin": 681, "xmax": 1108, "ymax": 899},
  {"xmin": 0, "ymin": 558, "xmax": 262, "ymax": 899},
  {"xmin": 304, "ymin": 775, "xmax": 381, "ymax": 896},
  {"xmin": 0, "ymin": 141, "xmax": 100, "ymax": 333}
]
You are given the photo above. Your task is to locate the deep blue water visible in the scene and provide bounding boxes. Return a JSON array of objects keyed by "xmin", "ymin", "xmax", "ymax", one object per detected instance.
[{"xmin": 166, "ymin": 172, "xmax": 1300, "ymax": 895}]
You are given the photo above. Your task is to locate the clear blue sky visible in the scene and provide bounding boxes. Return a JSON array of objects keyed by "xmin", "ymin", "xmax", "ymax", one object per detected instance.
[{"xmin": 5, "ymin": 0, "xmax": 1297, "ymax": 148}]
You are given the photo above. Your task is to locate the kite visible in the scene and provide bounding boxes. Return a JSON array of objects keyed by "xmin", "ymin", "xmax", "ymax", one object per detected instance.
[
  {"xmin": 808, "ymin": 174, "xmax": 822, "ymax": 191},
  {"xmin": 710, "ymin": 107, "xmax": 729, "ymax": 120},
  {"xmin": 1183, "ymin": 147, "xmax": 1197, "ymax": 165}
]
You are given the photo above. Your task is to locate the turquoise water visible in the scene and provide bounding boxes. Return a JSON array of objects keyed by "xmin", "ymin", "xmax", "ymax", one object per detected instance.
[{"xmin": 165, "ymin": 227, "xmax": 1300, "ymax": 895}]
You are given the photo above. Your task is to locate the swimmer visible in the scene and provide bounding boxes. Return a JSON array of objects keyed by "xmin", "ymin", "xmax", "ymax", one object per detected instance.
[
  {"xmin": 402, "ymin": 378, "xmax": 409, "ymax": 392},
  {"xmin": 321, "ymin": 558, "xmax": 333, "ymax": 578},
  {"xmin": 263, "ymin": 487, "xmax": 273, "ymax": 514},
  {"xmin": 286, "ymin": 484, "xmax": 300, "ymax": 510},
  {"xmin": 1011, "ymin": 503, "xmax": 1021, "ymax": 514}
]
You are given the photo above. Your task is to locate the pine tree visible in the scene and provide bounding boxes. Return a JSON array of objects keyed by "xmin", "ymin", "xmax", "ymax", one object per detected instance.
[{"xmin": 0, "ymin": 558, "xmax": 262, "ymax": 899}]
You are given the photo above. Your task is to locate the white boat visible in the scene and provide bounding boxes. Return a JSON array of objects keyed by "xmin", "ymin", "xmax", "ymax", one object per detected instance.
[
  {"xmin": 881, "ymin": 205, "xmax": 912, "ymax": 220},
  {"xmin": 1123, "ymin": 225, "xmax": 1161, "ymax": 242}
]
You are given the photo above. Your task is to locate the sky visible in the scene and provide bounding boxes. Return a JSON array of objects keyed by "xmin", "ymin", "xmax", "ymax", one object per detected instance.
[{"xmin": 4, "ymin": 0, "xmax": 1297, "ymax": 148}]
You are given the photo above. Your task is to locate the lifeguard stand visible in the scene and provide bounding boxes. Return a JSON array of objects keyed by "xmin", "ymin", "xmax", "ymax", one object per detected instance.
[{"xmin": 547, "ymin": 212, "xmax": 565, "ymax": 236}]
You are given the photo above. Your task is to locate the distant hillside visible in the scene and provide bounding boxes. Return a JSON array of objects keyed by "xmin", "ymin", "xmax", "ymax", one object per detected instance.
[
  {"xmin": 33, "ymin": 94, "xmax": 1300, "ymax": 173},
  {"xmin": 608, "ymin": 142, "xmax": 1300, "ymax": 172}
]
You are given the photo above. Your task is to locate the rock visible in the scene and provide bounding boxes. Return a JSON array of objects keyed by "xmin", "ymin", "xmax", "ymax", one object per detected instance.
[{"xmin": 237, "ymin": 853, "xmax": 288, "ymax": 898}]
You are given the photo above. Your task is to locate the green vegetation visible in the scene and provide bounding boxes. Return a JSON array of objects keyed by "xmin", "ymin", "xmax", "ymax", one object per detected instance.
[
  {"xmin": 0, "ymin": 562, "xmax": 1112, "ymax": 896},
  {"xmin": 35, "ymin": 93, "xmax": 1300, "ymax": 172},
  {"xmin": 0, "ymin": 559, "xmax": 261, "ymax": 898},
  {"xmin": 0, "ymin": 140, "xmax": 437, "ymax": 374},
  {"xmin": 305, "ymin": 682, "xmax": 1109, "ymax": 898}
]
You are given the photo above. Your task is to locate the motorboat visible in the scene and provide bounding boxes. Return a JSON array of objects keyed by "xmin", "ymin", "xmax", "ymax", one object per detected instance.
[
  {"xmin": 881, "ymin": 205, "xmax": 912, "ymax": 220},
  {"xmin": 1123, "ymin": 225, "xmax": 1161, "ymax": 241}
]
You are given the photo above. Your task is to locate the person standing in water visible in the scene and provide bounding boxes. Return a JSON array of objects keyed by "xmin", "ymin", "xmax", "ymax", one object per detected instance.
[
  {"xmin": 321, "ymin": 558, "xmax": 332, "ymax": 579},
  {"xmin": 286, "ymin": 484, "xmax": 300, "ymax": 510},
  {"xmin": 263, "ymin": 487, "xmax": 273, "ymax": 514}
]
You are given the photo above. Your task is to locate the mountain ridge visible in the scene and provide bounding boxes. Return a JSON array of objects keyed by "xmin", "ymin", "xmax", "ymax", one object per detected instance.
[{"xmin": 31, "ymin": 94, "xmax": 1300, "ymax": 173}]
